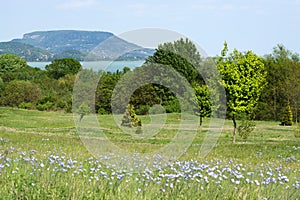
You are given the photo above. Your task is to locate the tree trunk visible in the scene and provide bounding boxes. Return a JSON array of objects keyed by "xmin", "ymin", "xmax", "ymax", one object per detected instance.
[
  {"xmin": 200, "ymin": 116, "xmax": 203, "ymax": 126},
  {"xmin": 80, "ymin": 114, "xmax": 84, "ymax": 122},
  {"xmin": 232, "ymin": 114, "xmax": 237, "ymax": 144}
]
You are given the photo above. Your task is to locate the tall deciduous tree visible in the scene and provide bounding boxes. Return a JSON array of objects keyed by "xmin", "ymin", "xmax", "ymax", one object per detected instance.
[
  {"xmin": 256, "ymin": 45, "xmax": 300, "ymax": 122},
  {"xmin": 217, "ymin": 42, "xmax": 267, "ymax": 143},
  {"xmin": 145, "ymin": 38, "xmax": 203, "ymax": 85},
  {"xmin": 45, "ymin": 58, "xmax": 82, "ymax": 79}
]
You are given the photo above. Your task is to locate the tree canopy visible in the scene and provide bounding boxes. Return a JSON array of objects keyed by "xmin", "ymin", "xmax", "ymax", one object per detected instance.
[
  {"xmin": 0, "ymin": 54, "xmax": 27, "ymax": 72},
  {"xmin": 217, "ymin": 42, "xmax": 267, "ymax": 143},
  {"xmin": 45, "ymin": 58, "xmax": 82, "ymax": 79}
]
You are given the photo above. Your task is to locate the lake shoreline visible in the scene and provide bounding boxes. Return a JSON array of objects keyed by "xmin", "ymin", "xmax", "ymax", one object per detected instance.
[{"xmin": 28, "ymin": 60, "xmax": 145, "ymax": 72}]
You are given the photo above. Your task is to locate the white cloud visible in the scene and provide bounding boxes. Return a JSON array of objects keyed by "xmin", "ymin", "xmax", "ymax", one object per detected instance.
[{"xmin": 58, "ymin": 0, "xmax": 98, "ymax": 10}]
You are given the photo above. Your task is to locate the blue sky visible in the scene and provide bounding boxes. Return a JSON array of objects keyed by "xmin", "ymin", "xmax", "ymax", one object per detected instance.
[{"xmin": 1, "ymin": 0, "xmax": 300, "ymax": 56}]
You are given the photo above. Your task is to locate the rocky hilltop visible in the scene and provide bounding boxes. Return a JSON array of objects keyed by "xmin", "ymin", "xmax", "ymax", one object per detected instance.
[{"xmin": 0, "ymin": 30, "xmax": 154, "ymax": 61}]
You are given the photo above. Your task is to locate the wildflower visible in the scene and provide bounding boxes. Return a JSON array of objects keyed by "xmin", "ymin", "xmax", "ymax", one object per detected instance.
[
  {"xmin": 286, "ymin": 185, "xmax": 290, "ymax": 189},
  {"xmin": 170, "ymin": 183, "xmax": 174, "ymax": 189},
  {"xmin": 59, "ymin": 162, "xmax": 65, "ymax": 167},
  {"xmin": 160, "ymin": 188, "xmax": 165, "ymax": 193}
]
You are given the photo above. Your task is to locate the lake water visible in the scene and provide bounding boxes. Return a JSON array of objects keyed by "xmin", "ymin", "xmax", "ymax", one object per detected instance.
[{"xmin": 28, "ymin": 60, "xmax": 145, "ymax": 72}]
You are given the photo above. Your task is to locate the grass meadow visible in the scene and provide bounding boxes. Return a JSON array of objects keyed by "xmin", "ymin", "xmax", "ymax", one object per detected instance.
[{"xmin": 0, "ymin": 107, "xmax": 299, "ymax": 199}]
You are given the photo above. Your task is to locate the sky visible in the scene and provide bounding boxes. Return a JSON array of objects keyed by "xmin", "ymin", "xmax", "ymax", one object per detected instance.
[{"xmin": 1, "ymin": 0, "xmax": 300, "ymax": 56}]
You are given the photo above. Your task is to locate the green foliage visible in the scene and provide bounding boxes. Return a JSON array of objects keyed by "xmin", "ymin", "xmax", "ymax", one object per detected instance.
[
  {"xmin": 157, "ymin": 38, "xmax": 201, "ymax": 68},
  {"xmin": 0, "ymin": 80, "xmax": 41, "ymax": 107},
  {"xmin": 130, "ymin": 84, "xmax": 162, "ymax": 115},
  {"xmin": 162, "ymin": 99, "xmax": 181, "ymax": 113},
  {"xmin": 217, "ymin": 43, "xmax": 267, "ymax": 143},
  {"xmin": 18, "ymin": 102, "xmax": 35, "ymax": 109},
  {"xmin": 77, "ymin": 103, "xmax": 91, "ymax": 121},
  {"xmin": 73, "ymin": 69, "xmax": 99, "ymax": 109},
  {"xmin": 218, "ymin": 47, "xmax": 267, "ymax": 115},
  {"xmin": 281, "ymin": 105, "xmax": 293, "ymax": 126},
  {"xmin": 146, "ymin": 38, "xmax": 203, "ymax": 84},
  {"xmin": 238, "ymin": 118, "xmax": 256, "ymax": 139},
  {"xmin": 121, "ymin": 104, "xmax": 142, "ymax": 128},
  {"xmin": 36, "ymin": 101, "xmax": 54, "ymax": 111},
  {"xmin": 0, "ymin": 54, "xmax": 27, "ymax": 75},
  {"xmin": 45, "ymin": 58, "xmax": 82, "ymax": 79},
  {"xmin": 193, "ymin": 84, "xmax": 212, "ymax": 126},
  {"xmin": 135, "ymin": 105, "xmax": 150, "ymax": 115},
  {"xmin": 36, "ymin": 95, "xmax": 57, "ymax": 111},
  {"xmin": 146, "ymin": 49, "xmax": 199, "ymax": 84},
  {"xmin": 98, "ymin": 108, "xmax": 110, "ymax": 115},
  {"xmin": 0, "ymin": 77, "xmax": 4, "ymax": 91},
  {"xmin": 95, "ymin": 70, "xmax": 123, "ymax": 114},
  {"xmin": 256, "ymin": 45, "xmax": 300, "ymax": 121}
]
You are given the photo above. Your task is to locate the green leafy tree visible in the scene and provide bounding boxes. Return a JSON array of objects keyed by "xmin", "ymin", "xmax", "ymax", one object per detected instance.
[
  {"xmin": 0, "ymin": 80, "xmax": 41, "ymax": 107},
  {"xmin": 0, "ymin": 54, "xmax": 27, "ymax": 74},
  {"xmin": 78, "ymin": 103, "xmax": 91, "ymax": 122},
  {"xmin": 256, "ymin": 45, "xmax": 300, "ymax": 122},
  {"xmin": 217, "ymin": 42, "xmax": 267, "ymax": 143},
  {"xmin": 194, "ymin": 84, "xmax": 212, "ymax": 126},
  {"xmin": 156, "ymin": 38, "xmax": 202, "ymax": 69},
  {"xmin": 45, "ymin": 58, "xmax": 82, "ymax": 79},
  {"xmin": 130, "ymin": 84, "xmax": 162, "ymax": 115},
  {"xmin": 131, "ymin": 38, "xmax": 205, "ymax": 115},
  {"xmin": 0, "ymin": 77, "xmax": 4, "ymax": 91},
  {"xmin": 96, "ymin": 71, "xmax": 123, "ymax": 114},
  {"xmin": 73, "ymin": 69, "xmax": 99, "ymax": 110},
  {"xmin": 145, "ymin": 38, "xmax": 203, "ymax": 85},
  {"xmin": 121, "ymin": 104, "xmax": 142, "ymax": 128}
]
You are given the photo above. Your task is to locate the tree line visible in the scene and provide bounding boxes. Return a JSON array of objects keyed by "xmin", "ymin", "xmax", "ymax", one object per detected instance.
[{"xmin": 0, "ymin": 39, "xmax": 299, "ymax": 129}]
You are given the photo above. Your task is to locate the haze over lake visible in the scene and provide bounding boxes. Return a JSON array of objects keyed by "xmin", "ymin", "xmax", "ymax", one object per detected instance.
[{"xmin": 28, "ymin": 60, "xmax": 145, "ymax": 72}]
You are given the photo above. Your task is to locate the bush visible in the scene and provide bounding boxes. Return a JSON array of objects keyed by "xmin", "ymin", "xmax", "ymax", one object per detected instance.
[
  {"xmin": 0, "ymin": 80, "xmax": 41, "ymax": 107},
  {"xmin": 281, "ymin": 105, "xmax": 293, "ymax": 126},
  {"xmin": 121, "ymin": 104, "xmax": 142, "ymax": 128},
  {"xmin": 163, "ymin": 100, "xmax": 180, "ymax": 113},
  {"xmin": 238, "ymin": 119, "xmax": 256, "ymax": 139},
  {"xmin": 18, "ymin": 102, "xmax": 34, "ymax": 110},
  {"xmin": 98, "ymin": 108, "xmax": 110, "ymax": 115},
  {"xmin": 135, "ymin": 105, "xmax": 150, "ymax": 115},
  {"xmin": 36, "ymin": 101, "xmax": 54, "ymax": 111}
]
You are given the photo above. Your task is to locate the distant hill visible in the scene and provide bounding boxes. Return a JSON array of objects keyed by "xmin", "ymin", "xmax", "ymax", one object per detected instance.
[
  {"xmin": 0, "ymin": 42, "xmax": 54, "ymax": 61},
  {"xmin": 12, "ymin": 30, "xmax": 115, "ymax": 53},
  {"xmin": 0, "ymin": 30, "xmax": 154, "ymax": 61}
]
